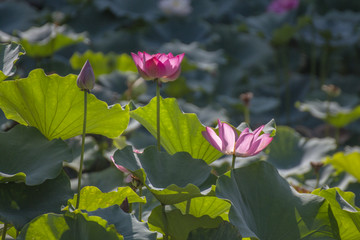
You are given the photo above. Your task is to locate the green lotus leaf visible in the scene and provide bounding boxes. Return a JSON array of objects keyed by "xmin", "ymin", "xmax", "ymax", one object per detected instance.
[
  {"xmin": 70, "ymin": 50, "xmax": 137, "ymax": 77},
  {"xmin": 67, "ymin": 186, "xmax": 145, "ymax": 212},
  {"xmin": 188, "ymin": 221, "xmax": 242, "ymax": 240},
  {"xmin": 0, "ymin": 171, "xmax": 72, "ymax": 230},
  {"xmin": 296, "ymin": 100, "xmax": 360, "ymax": 128},
  {"xmin": 18, "ymin": 23, "xmax": 87, "ymax": 58},
  {"xmin": 17, "ymin": 211, "xmax": 122, "ymax": 240},
  {"xmin": 174, "ymin": 196, "xmax": 231, "ymax": 221},
  {"xmin": 312, "ymin": 187, "xmax": 360, "ymax": 239},
  {"xmin": 113, "ymin": 145, "xmax": 210, "ymax": 205},
  {"xmin": 130, "ymin": 97, "xmax": 223, "ymax": 164},
  {"xmin": 148, "ymin": 206, "xmax": 223, "ymax": 240},
  {"xmin": 89, "ymin": 205, "xmax": 157, "ymax": 240},
  {"xmin": 0, "ymin": 125, "xmax": 72, "ymax": 185},
  {"xmin": 325, "ymin": 151, "xmax": 360, "ymax": 182},
  {"xmin": 0, "ymin": 69, "xmax": 129, "ymax": 140},
  {"xmin": 113, "ymin": 145, "xmax": 211, "ymax": 188},
  {"xmin": 216, "ymin": 161, "xmax": 338, "ymax": 239},
  {"xmin": 0, "ymin": 42, "xmax": 25, "ymax": 82},
  {"xmin": 266, "ymin": 126, "xmax": 336, "ymax": 177}
]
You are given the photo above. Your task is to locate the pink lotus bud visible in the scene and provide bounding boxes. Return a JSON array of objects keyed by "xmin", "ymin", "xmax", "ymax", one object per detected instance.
[
  {"xmin": 131, "ymin": 51, "xmax": 185, "ymax": 82},
  {"xmin": 202, "ymin": 119, "xmax": 273, "ymax": 157},
  {"xmin": 267, "ymin": 0, "xmax": 299, "ymax": 14},
  {"xmin": 77, "ymin": 60, "xmax": 95, "ymax": 91},
  {"xmin": 111, "ymin": 156, "xmax": 132, "ymax": 183}
]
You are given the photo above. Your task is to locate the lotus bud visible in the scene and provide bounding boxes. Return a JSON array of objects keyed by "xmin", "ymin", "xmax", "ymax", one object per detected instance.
[{"xmin": 77, "ymin": 60, "xmax": 95, "ymax": 91}]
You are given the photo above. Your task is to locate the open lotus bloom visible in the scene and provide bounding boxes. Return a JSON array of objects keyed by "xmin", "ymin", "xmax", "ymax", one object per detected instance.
[
  {"xmin": 131, "ymin": 51, "xmax": 185, "ymax": 82},
  {"xmin": 202, "ymin": 119, "xmax": 273, "ymax": 157},
  {"xmin": 267, "ymin": 0, "xmax": 299, "ymax": 14}
]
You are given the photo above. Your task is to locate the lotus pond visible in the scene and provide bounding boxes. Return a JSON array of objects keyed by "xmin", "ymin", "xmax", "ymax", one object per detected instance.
[{"xmin": 1, "ymin": 0, "xmax": 360, "ymax": 239}]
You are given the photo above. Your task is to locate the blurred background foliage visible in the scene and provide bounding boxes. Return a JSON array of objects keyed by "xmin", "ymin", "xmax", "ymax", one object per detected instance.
[{"xmin": 1, "ymin": 0, "xmax": 360, "ymax": 206}]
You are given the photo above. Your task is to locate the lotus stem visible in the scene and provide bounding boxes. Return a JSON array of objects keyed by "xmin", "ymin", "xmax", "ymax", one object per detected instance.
[
  {"xmin": 244, "ymin": 106, "xmax": 250, "ymax": 125},
  {"xmin": 156, "ymin": 79, "xmax": 161, "ymax": 151},
  {"xmin": 320, "ymin": 43, "xmax": 329, "ymax": 86},
  {"xmin": 315, "ymin": 172, "xmax": 320, "ymax": 189},
  {"xmin": 231, "ymin": 154, "xmax": 236, "ymax": 170},
  {"xmin": 186, "ymin": 199, "xmax": 191, "ymax": 214},
  {"xmin": 76, "ymin": 90, "xmax": 88, "ymax": 209},
  {"xmin": 162, "ymin": 204, "xmax": 169, "ymax": 240},
  {"xmin": 139, "ymin": 187, "xmax": 143, "ymax": 221},
  {"xmin": 1, "ymin": 223, "xmax": 7, "ymax": 240}
]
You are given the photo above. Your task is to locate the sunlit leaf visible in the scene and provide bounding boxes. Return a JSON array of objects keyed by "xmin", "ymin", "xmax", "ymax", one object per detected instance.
[
  {"xmin": 17, "ymin": 211, "xmax": 122, "ymax": 240},
  {"xmin": 266, "ymin": 126, "xmax": 336, "ymax": 177},
  {"xmin": 89, "ymin": 205, "xmax": 157, "ymax": 240},
  {"xmin": 325, "ymin": 151, "xmax": 360, "ymax": 182},
  {"xmin": 70, "ymin": 50, "xmax": 137, "ymax": 77},
  {"xmin": 0, "ymin": 125, "xmax": 72, "ymax": 185},
  {"xmin": 312, "ymin": 187, "xmax": 360, "ymax": 239},
  {"xmin": 18, "ymin": 23, "xmax": 87, "ymax": 57},
  {"xmin": 67, "ymin": 186, "xmax": 145, "ymax": 212},
  {"xmin": 130, "ymin": 97, "xmax": 223, "ymax": 164},
  {"xmin": 0, "ymin": 172, "xmax": 72, "ymax": 230},
  {"xmin": 174, "ymin": 196, "xmax": 231, "ymax": 221},
  {"xmin": 296, "ymin": 101, "xmax": 360, "ymax": 128},
  {"xmin": 0, "ymin": 42, "xmax": 25, "ymax": 82},
  {"xmin": 148, "ymin": 206, "xmax": 223, "ymax": 240},
  {"xmin": 0, "ymin": 69, "xmax": 129, "ymax": 140},
  {"xmin": 216, "ymin": 161, "xmax": 337, "ymax": 239}
]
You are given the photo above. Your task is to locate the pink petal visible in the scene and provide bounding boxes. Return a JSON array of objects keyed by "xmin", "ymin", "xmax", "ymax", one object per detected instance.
[
  {"xmin": 131, "ymin": 52, "xmax": 144, "ymax": 69},
  {"xmin": 218, "ymin": 120, "xmax": 236, "ymax": 155},
  {"xmin": 143, "ymin": 52, "xmax": 153, "ymax": 61},
  {"xmin": 111, "ymin": 156, "xmax": 130, "ymax": 174},
  {"xmin": 252, "ymin": 125, "xmax": 265, "ymax": 139},
  {"xmin": 249, "ymin": 134, "xmax": 273, "ymax": 155},
  {"xmin": 202, "ymin": 127, "xmax": 223, "ymax": 153},
  {"xmin": 234, "ymin": 133, "xmax": 254, "ymax": 157},
  {"xmin": 144, "ymin": 57, "xmax": 167, "ymax": 79}
]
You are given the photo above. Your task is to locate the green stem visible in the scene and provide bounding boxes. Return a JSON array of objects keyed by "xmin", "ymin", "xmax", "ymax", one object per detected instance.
[
  {"xmin": 162, "ymin": 204, "xmax": 169, "ymax": 240},
  {"xmin": 320, "ymin": 43, "xmax": 329, "ymax": 86},
  {"xmin": 156, "ymin": 79, "xmax": 161, "ymax": 151},
  {"xmin": 315, "ymin": 172, "xmax": 320, "ymax": 189},
  {"xmin": 186, "ymin": 199, "xmax": 191, "ymax": 214},
  {"xmin": 76, "ymin": 90, "xmax": 88, "ymax": 209},
  {"xmin": 310, "ymin": 24, "xmax": 317, "ymax": 91},
  {"xmin": 244, "ymin": 106, "xmax": 250, "ymax": 125},
  {"xmin": 138, "ymin": 187, "xmax": 143, "ymax": 222},
  {"xmin": 1, "ymin": 223, "xmax": 7, "ymax": 240},
  {"xmin": 231, "ymin": 154, "xmax": 236, "ymax": 170}
]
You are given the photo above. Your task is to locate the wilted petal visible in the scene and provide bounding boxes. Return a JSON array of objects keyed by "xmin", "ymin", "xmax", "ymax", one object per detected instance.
[
  {"xmin": 202, "ymin": 127, "xmax": 223, "ymax": 153},
  {"xmin": 111, "ymin": 156, "xmax": 129, "ymax": 174}
]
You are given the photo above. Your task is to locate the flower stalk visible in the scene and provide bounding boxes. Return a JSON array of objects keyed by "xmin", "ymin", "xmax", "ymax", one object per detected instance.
[
  {"xmin": 231, "ymin": 154, "xmax": 236, "ymax": 170},
  {"xmin": 156, "ymin": 79, "xmax": 161, "ymax": 151},
  {"xmin": 76, "ymin": 90, "xmax": 88, "ymax": 209}
]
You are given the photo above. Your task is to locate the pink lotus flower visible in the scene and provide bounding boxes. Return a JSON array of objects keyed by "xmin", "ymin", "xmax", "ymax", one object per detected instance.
[
  {"xmin": 267, "ymin": 0, "xmax": 299, "ymax": 14},
  {"xmin": 202, "ymin": 119, "xmax": 273, "ymax": 157},
  {"xmin": 77, "ymin": 60, "xmax": 95, "ymax": 91},
  {"xmin": 131, "ymin": 51, "xmax": 185, "ymax": 82}
]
